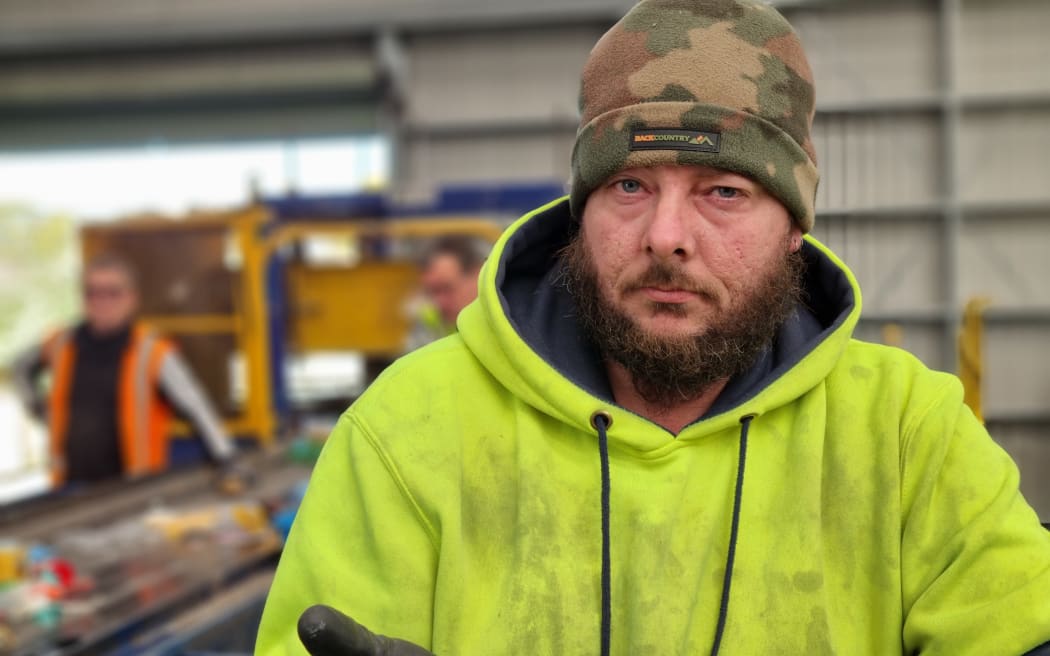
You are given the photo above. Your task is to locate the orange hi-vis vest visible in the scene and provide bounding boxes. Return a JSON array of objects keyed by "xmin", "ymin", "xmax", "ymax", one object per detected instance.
[{"xmin": 44, "ymin": 322, "xmax": 176, "ymax": 484}]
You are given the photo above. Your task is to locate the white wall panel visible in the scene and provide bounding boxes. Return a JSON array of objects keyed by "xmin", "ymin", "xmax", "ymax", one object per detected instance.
[
  {"xmin": 982, "ymin": 326, "xmax": 1050, "ymax": 415},
  {"xmin": 0, "ymin": 0, "xmax": 628, "ymax": 52},
  {"xmin": 812, "ymin": 113, "xmax": 941, "ymax": 211},
  {"xmin": 853, "ymin": 323, "xmax": 945, "ymax": 372},
  {"xmin": 814, "ymin": 216, "xmax": 945, "ymax": 312},
  {"xmin": 790, "ymin": 5, "xmax": 939, "ymax": 107},
  {"xmin": 406, "ymin": 27, "xmax": 597, "ymax": 126},
  {"xmin": 959, "ymin": 0, "xmax": 1050, "ymax": 96},
  {"xmin": 0, "ymin": 46, "xmax": 374, "ymax": 104},
  {"xmin": 988, "ymin": 426, "xmax": 1050, "ymax": 520},
  {"xmin": 957, "ymin": 108, "xmax": 1050, "ymax": 205},
  {"xmin": 399, "ymin": 130, "xmax": 573, "ymax": 204},
  {"xmin": 959, "ymin": 216, "xmax": 1050, "ymax": 308}
]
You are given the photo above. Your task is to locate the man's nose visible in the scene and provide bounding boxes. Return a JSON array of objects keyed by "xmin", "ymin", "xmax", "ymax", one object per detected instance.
[{"xmin": 643, "ymin": 192, "xmax": 695, "ymax": 260}]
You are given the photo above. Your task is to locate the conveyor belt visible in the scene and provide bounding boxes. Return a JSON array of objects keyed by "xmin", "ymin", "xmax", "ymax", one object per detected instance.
[
  {"xmin": 123, "ymin": 570, "xmax": 275, "ymax": 654},
  {"xmin": 0, "ymin": 447, "xmax": 312, "ymax": 655},
  {"xmin": 49, "ymin": 541, "xmax": 280, "ymax": 656},
  {"xmin": 0, "ymin": 447, "xmax": 309, "ymax": 543}
]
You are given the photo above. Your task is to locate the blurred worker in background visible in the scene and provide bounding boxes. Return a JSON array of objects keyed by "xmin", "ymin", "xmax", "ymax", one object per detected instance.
[
  {"xmin": 12, "ymin": 254, "xmax": 241, "ymax": 489},
  {"xmin": 404, "ymin": 234, "xmax": 487, "ymax": 350},
  {"xmin": 259, "ymin": 0, "xmax": 1050, "ymax": 654}
]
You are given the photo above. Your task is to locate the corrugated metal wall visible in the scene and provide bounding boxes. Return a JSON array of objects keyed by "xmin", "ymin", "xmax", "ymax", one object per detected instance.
[{"xmin": 397, "ymin": 26, "xmax": 598, "ymax": 203}]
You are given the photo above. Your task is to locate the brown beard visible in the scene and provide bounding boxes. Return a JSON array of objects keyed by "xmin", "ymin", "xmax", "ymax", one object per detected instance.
[{"xmin": 559, "ymin": 229, "xmax": 805, "ymax": 411}]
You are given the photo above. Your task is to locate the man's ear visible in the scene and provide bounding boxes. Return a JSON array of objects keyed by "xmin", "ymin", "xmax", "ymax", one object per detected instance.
[{"xmin": 789, "ymin": 227, "xmax": 804, "ymax": 253}]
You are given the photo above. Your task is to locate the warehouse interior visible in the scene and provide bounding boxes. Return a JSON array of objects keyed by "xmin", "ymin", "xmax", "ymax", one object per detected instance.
[{"xmin": 1, "ymin": 0, "xmax": 1048, "ymax": 652}]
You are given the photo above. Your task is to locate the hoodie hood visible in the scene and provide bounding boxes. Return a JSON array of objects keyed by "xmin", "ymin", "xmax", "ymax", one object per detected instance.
[{"xmin": 458, "ymin": 196, "xmax": 861, "ymax": 451}]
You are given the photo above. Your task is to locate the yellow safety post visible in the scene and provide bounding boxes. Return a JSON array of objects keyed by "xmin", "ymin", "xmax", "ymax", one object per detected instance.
[
  {"xmin": 881, "ymin": 323, "xmax": 904, "ymax": 349},
  {"xmin": 233, "ymin": 206, "xmax": 277, "ymax": 445},
  {"xmin": 958, "ymin": 297, "xmax": 990, "ymax": 423}
]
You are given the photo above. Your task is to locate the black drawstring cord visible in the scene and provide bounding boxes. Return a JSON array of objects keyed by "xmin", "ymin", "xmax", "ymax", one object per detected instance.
[
  {"xmin": 592, "ymin": 411, "xmax": 613, "ymax": 656},
  {"xmin": 591, "ymin": 411, "xmax": 750, "ymax": 656},
  {"xmin": 710, "ymin": 414, "xmax": 754, "ymax": 656}
]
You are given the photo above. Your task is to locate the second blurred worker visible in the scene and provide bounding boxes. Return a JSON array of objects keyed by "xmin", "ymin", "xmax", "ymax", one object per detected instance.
[{"xmin": 405, "ymin": 235, "xmax": 487, "ymax": 350}]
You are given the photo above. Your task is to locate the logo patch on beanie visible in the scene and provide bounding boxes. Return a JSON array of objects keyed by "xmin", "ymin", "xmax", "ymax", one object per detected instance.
[{"xmin": 629, "ymin": 128, "xmax": 721, "ymax": 153}]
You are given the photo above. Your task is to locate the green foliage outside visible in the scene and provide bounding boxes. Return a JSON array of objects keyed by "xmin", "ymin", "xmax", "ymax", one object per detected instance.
[{"xmin": 0, "ymin": 203, "xmax": 80, "ymax": 369}]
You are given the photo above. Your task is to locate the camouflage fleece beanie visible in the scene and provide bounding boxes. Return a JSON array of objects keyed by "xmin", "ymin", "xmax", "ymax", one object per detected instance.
[{"xmin": 570, "ymin": 0, "xmax": 819, "ymax": 232}]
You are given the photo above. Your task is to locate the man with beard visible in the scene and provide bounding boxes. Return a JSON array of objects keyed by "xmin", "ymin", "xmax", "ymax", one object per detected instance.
[{"xmin": 257, "ymin": 1, "xmax": 1050, "ymax": 654}]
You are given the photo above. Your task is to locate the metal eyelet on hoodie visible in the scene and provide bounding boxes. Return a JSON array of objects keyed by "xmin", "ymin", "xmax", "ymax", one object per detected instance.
[{"xmin": 590, "ymin": 410, "xmax": 613, "ymax": 431}]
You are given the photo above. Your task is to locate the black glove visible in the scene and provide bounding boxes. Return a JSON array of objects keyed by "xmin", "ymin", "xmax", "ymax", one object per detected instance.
[{"xmin": 298, "ymin": 605, "xmax": 435, "ymax": 656}]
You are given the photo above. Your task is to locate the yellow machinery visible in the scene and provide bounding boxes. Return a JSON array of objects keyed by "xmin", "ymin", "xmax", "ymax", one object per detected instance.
[
  {"xmin": 82, "ymin": 206, "xmax": 504, "ymax": 445},
  {"xmin": 269, "ymin": 217, "xmax": 503, "ymax": 354}
]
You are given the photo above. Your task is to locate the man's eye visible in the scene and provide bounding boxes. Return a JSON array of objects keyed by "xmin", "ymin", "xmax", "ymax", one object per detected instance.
[
  {"xmin": 617, "ymin": 179, "xmax": 641, "ymax": 193},
  {"xmin": 714, "ymin": 186, "xmax": 740, "ymax": 199}
]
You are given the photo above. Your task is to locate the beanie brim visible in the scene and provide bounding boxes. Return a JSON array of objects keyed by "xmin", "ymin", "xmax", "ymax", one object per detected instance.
[{"xmin": 570, "ymin": 101, "xmax": 818, "ymax": 232}]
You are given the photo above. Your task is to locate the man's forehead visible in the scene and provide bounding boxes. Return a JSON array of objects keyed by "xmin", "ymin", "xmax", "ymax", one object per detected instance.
[
  {"xmin": 87, "ymin": 266, "xmax": 133, "ymax": 285},
  {"xmin": 423, "ymin": 253, "xmax": 466, "ymax": 278}
]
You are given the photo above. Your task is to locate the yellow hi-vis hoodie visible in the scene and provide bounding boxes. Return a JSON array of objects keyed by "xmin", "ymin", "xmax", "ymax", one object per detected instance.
[{"xmin": 257, "ymin": 198, "xmax": 1050, "ymax": 655}]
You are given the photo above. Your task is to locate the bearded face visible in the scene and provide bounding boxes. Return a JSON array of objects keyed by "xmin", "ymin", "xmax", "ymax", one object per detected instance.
[{"xmin": 560, "ymin": 166, "xmax": 806, "ymax": 411}]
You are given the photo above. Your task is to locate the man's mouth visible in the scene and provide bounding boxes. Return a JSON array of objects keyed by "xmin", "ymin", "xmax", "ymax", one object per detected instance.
[{"xmin": 639, "ymin": 287, "xmax": 697, "ymax": 304}]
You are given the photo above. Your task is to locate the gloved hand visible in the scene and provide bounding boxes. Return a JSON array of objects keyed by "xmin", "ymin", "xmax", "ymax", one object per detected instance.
[{"xmin": 298, "ymin": 605, "xmax": 435, "ymax": 656}]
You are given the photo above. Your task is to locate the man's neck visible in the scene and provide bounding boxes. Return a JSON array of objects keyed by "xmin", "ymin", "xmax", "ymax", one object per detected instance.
[{"xmin": 605, "ymin": 360, "xmax": 728, "ymax": 435}]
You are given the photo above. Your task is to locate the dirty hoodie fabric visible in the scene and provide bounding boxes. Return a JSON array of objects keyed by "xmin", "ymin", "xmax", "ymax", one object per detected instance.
[{"xmin": 257, "ymin": 197, "xmax": 1050, "ymax": 655}]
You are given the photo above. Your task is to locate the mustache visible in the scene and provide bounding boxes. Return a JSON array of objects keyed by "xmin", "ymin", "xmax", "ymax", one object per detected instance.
[{"xmin": 623, "ymin": 262, "xmax": 717, "ymax": 299}]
